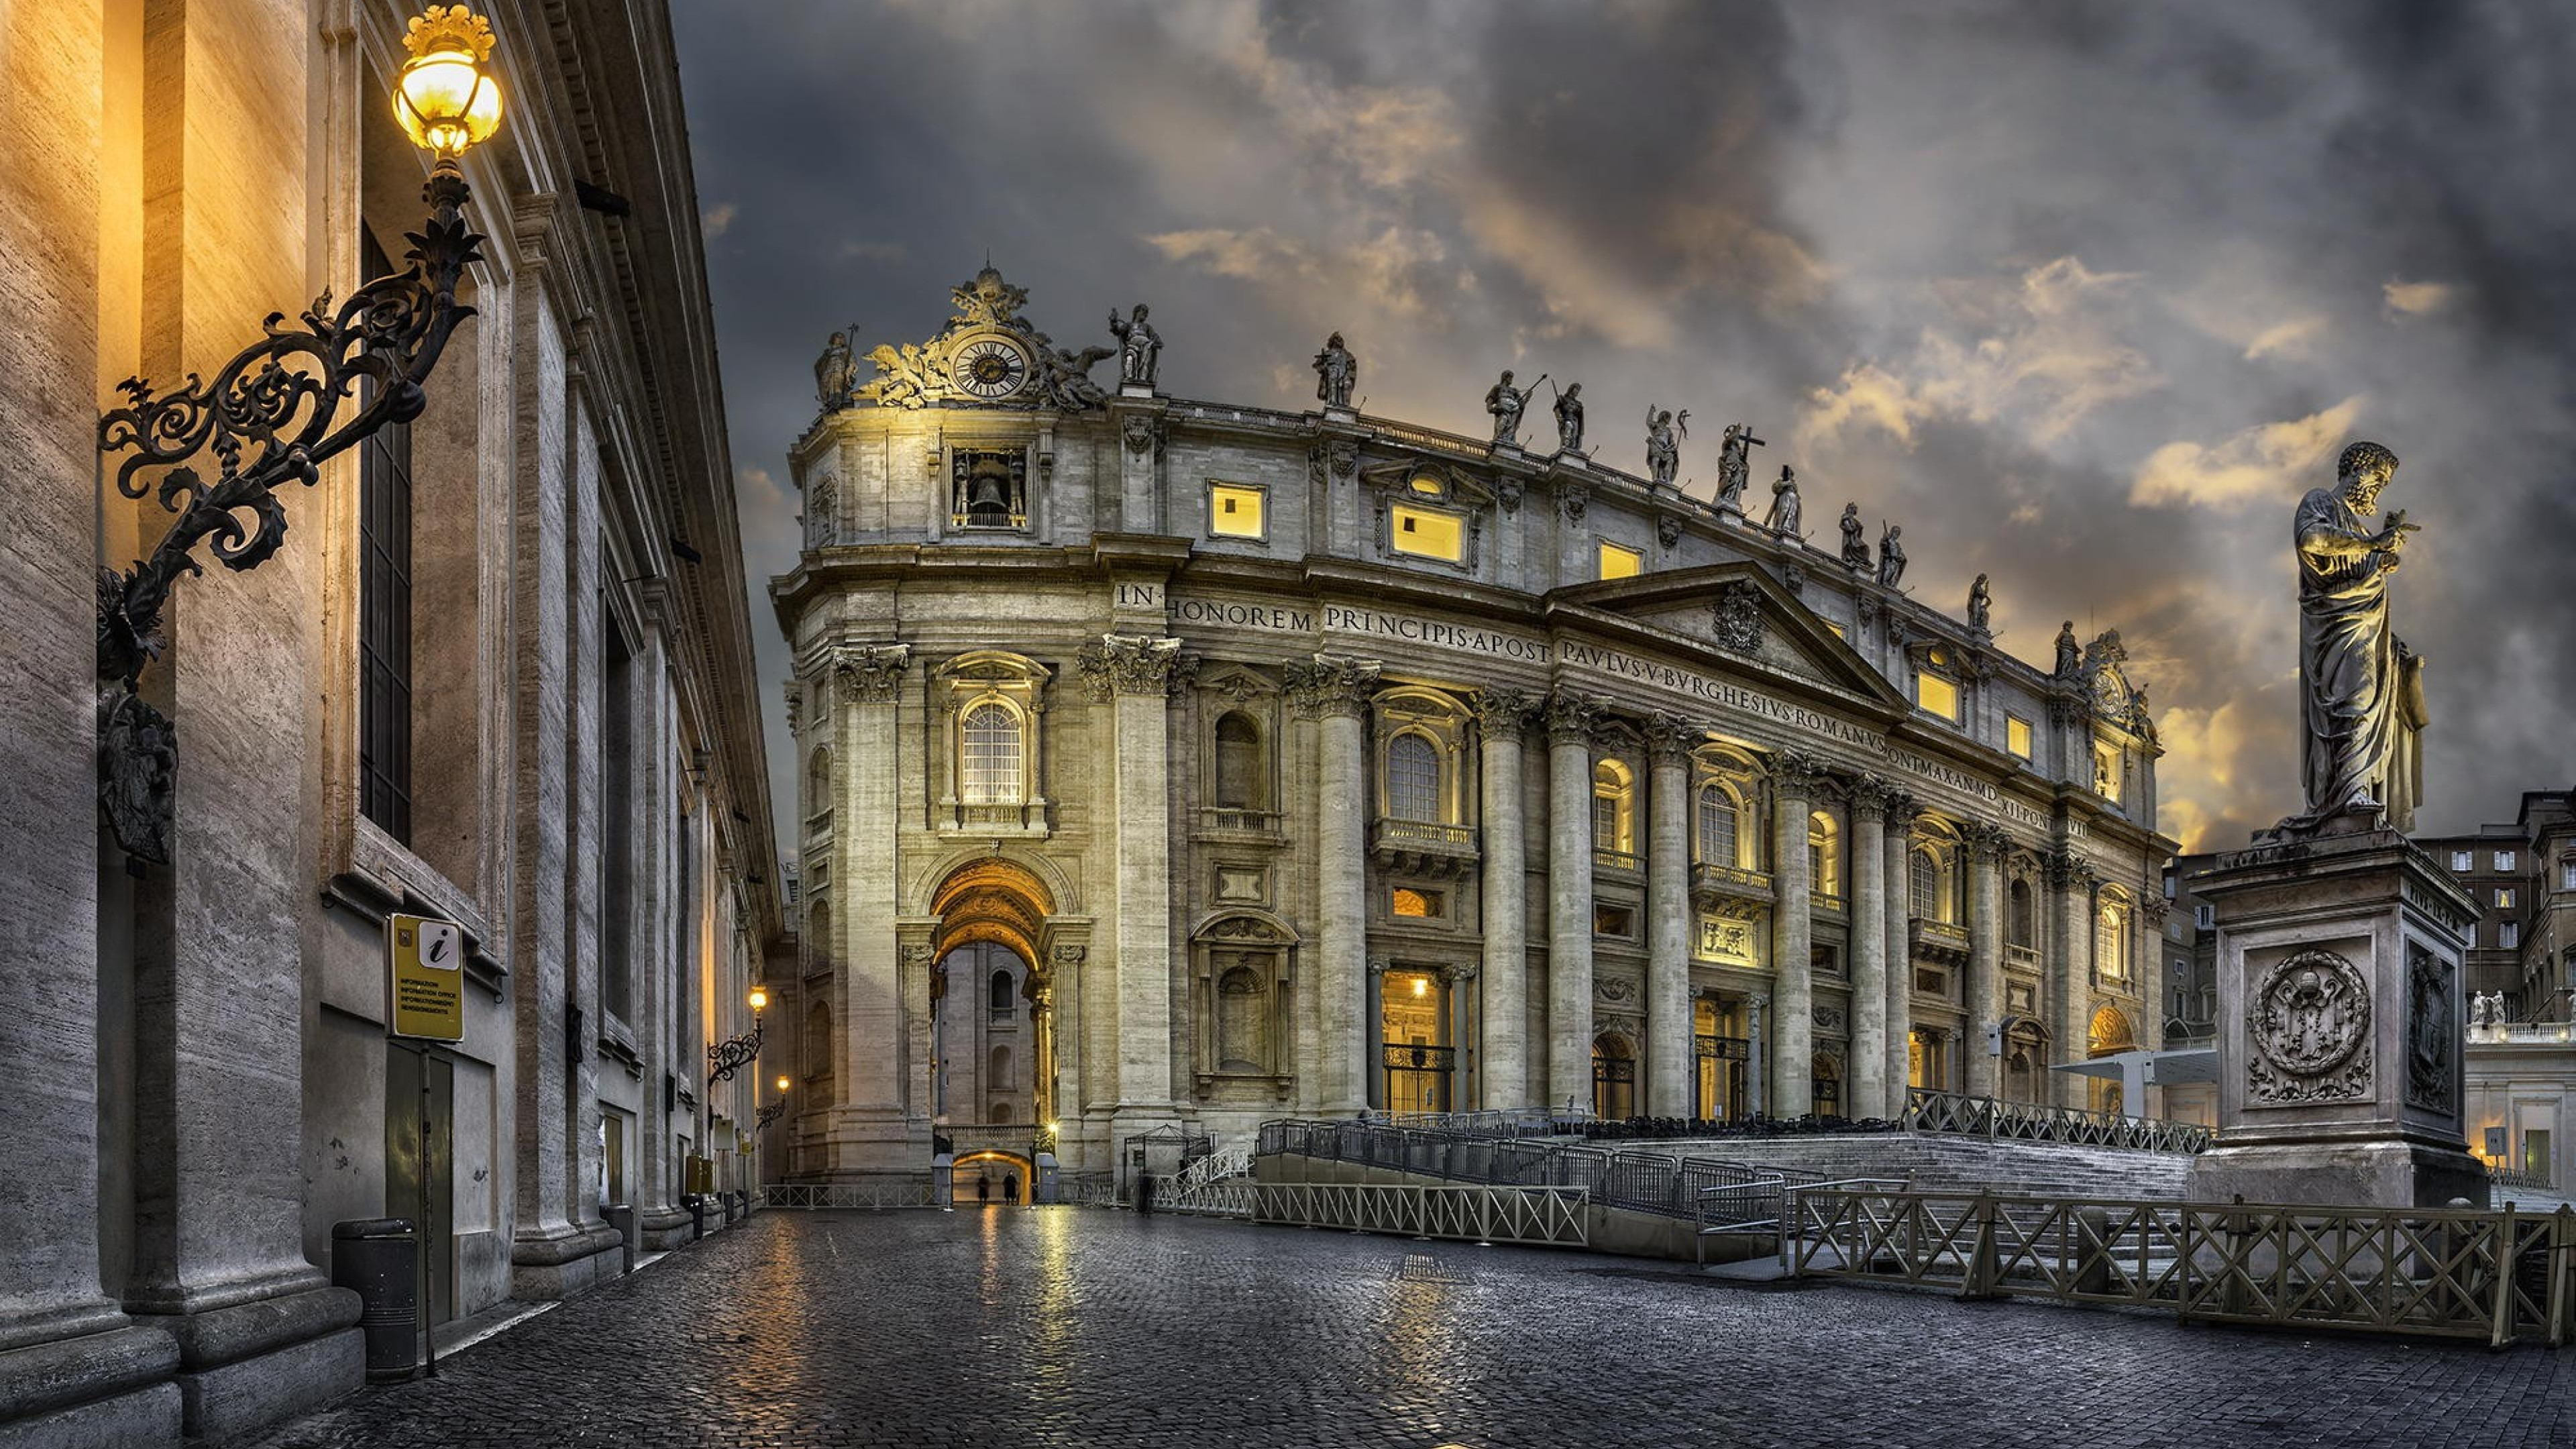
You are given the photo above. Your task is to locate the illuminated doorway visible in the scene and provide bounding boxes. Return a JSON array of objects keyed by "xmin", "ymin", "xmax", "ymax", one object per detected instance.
[
  {"xmin": 1591, "ymin": 1034, "xmax": 1636, "ymax": 1120},
  {"xmin": 1380, "ymin": 968, "xmax": 1452, "ymax": 1114},
  {"xmin": 2087, "ymin": 1004, "xmax": 2137, "ymax": 1116},
  {"xmin": 1693, "ymin": 997, "xmax": 1751, "ymax": 1122}
]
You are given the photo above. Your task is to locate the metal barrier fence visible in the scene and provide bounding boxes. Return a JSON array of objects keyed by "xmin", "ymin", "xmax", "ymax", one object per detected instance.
[
  {"xmin": 1901, "ymin": 1089, "xmax": 2214, "ymax": 1155},
  {"xmin": 1245, "ymin": 1183, "xmax": 1591, "ymax": 1248},
  {"xmin": 1258, "ymin": 1118, "xmax": 1819, "ymax": 1227},
  {"xmin": 1161, "ymin": 1177, "xmax": 1255, "ymax": 1218},
  {"xmin": 1790, "ymin": 1189, "xmax": 2576, "ymax": 1348},
  {"xmin": 761, "ymin": 1182, "xmax": 935, "ymax": 1210},
  {"xmin": 1379, "ymin": 1104, "xmax": 1593, "ymax": 1134}
]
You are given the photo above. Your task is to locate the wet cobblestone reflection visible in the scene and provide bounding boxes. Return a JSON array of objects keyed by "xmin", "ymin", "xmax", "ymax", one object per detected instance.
[{"xmin": 231, "ymin": 1209, "xmax": 2576, "ymax": 1448}]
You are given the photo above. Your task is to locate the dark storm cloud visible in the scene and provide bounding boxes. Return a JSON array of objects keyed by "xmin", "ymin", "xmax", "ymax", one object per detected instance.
[{"xmin": 671, "ymin": 0, "xmax": 2576, "ymax": 859}]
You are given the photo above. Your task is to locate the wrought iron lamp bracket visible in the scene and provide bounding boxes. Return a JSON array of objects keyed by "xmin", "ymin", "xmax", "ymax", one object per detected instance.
[
  {"xmin": 756, "ymin": 1097, "xmax": 788, "ymax": 1130},
  {"xmin": 708, "ymin": 1020, "xmax": 763, "ymax": 1085},
  {"xmin": 93, "ymin": 162, "xmax": 484, "ymax": 866}
]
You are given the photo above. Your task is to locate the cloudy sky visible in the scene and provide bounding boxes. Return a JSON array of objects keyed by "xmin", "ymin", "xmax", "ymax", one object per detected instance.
[{"xmin": 670, "ymin": 0, "xmax": 2576, "ymax": 858}]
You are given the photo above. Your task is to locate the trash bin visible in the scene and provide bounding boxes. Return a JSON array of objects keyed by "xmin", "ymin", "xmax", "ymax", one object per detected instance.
[
  {"xmin": 331, "ymin": 1218, "xmax": 419, "ymax": 1383},
  {"xmin": 606, "ymin": 1203, "xmax": 637, "ymax": 1275}
]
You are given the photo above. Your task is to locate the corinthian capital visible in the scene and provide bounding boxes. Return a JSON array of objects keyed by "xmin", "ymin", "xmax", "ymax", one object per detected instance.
[
  {"xmin": 1644, "ymin": 712, "xmax": 1703, "ymax": 765},
  {"xmin": 1543, "ymin": 688, "xmax": 1602, "ymax": 746},
  {"xmin": 1472, "ymin": 687, "xmax": 1538, "ymax": 739},
  {"xmin": 831, "ymin": 643, "xmax": 912, "ymax": 705},
  {"xmin": 1283, "ymin": 653, "xmax": 1382, "ymax": 719},
  {"xmin": 1848, "ymin": 773, "xmax": 1895, "ymax": 822},
  {"xmin": 1077, "ymin": 633, "xmax": 1191, "ymax": 700},
  {"xmin": 1770, "ymin": 749, "xmax": 1829, "ymax": 798},
  {"xmin": 1963, "ymin": 821, "xmax": 2011, "ymax": 860}
]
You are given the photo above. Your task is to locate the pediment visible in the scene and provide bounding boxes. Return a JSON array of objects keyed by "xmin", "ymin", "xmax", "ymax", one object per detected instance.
[{"xmin": 1551, "ymin": 563, "xmax": 1909, "ymax": 708}]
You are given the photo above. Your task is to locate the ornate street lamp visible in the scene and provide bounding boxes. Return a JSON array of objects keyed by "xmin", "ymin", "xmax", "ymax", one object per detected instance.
[
  {"xmin": 757, "ymin": 1075, "xmax": 791, "ymax": 1130},
  {"xmin": 707, "ymin": 986, "xmax": 767, "ymax": 1085},
  {"xmin": 95, "ymin": 6, "xmax": 504, "ymax": 866}
]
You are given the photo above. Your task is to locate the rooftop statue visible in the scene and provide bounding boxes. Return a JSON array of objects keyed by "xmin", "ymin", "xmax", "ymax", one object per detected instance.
[
  {"xmin": 1716, "ymin": 423, "xmax": 1764, "ymax": 508},
  {"xmin": 815, "ymin": 325, "xmax": 859, "ymax": 410},
  {"xmin": 2054, "ymin": 621, "xmax": 2081, "ymax": 678},
  {"xmin": 1644, "ymin": 405, "xmax": 1686, "ymax": 488},
  {"xmin": 1110, "ymin": 304, "xmax": 1161, "ymax": 390},
  {"xmin": 1486, "ymin": 369, "xmax": 1534, "ymax": 445},
  {"xmin": 1764, "ymin": 464, "xmax": 1803, "ymax": 538},
  {"xmin": 1313, "ymin": 332, "xmax": 1356, "ymax": 409},
  {"xmin": 2282, "ymin": 440, "xmax": 2422, "ymax": 834},
  {"xmin": 1968, "ymin": 574, "xmax": 1991, "ymax": 633},
  {"xmin": 1876, "ymin": 523, "xmax": 1907, "ymax": 588},
  {"xmin": 1553, "ymin": 382, "xmax": 1586, "ymax": 453},
  {"xmin": 1839, "ymin": 502, "xmax": 1869, "ymax": 570}
]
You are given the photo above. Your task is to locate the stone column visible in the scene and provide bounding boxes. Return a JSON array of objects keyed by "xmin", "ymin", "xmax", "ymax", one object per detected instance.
[
  {"xmin": 1287, "ymin": 655, "xmax": 1379, "ymax": 1114},
  {"xmin": 1767, "ymin": 754, "xmax": 1822, "ymax": 1116},
  {"xmin": 833, "ymin": 643, "xmax": 910, "ymax": 1166},
  {"xmin": 1883, "ymin": 794, "xmax": 1921, "ymax": 1109},
  {"xmin": 1745, "ymin": 994, "xmax": 1769, "ymax": 1118},
  {"xmin": 1964, "ymin": 823, "xmax": 2008, "ymax": 1099},
  {"xmin": 1847, "ymin": 777, "xmax": 1892, "ymax": 1120},
  {"xmin": 2050, "ymin": 852, "xmax": 2098, "ymax": 1110},
  {"xmin": 1474, "ymin": 690, "xmax": 1535, "ymax": 1109},
  {"xmin": 1644, "ymin": 714, "xmax": 1697, "ymax": 1117},
  {"xmin": 1089, "ymin": 634, "xmax": 1184, "ymax": 1116},
  {"xmin": 1544, "ymin": 691, "xmax": 1601, "ymax": 1112}
]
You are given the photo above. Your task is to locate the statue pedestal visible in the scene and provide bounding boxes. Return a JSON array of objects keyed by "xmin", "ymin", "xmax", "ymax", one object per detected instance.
[
  {"xmin": 1120, "ymin": 384, "xmax": 1157, "ymax": 400},
  {"xmin": 2186, "ymin": 828, "xmax": 2483, "ymax": 1208},
  {"xmin": 1714, "ymin": 500, "xmax": 1745, "ymax": 528},
  {"xmin": 1322, "ymin": 405, "xmax": 1358, "ymax": 425}
]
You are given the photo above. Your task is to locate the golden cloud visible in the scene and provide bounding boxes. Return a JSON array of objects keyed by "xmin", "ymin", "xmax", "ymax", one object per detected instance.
[{"xmin": 2127, "ymin": 396, "xmax": 2363, "ymax": 510}]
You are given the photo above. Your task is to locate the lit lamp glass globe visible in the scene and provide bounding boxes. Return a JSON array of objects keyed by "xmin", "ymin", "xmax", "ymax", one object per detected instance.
[
  {"xmin": 746, "ymin": 984, "xmax": 769, "ymax": 1012},
  {"xmin": 394, "ymin": 6, "xmax": 504, "ymax": 159},
  {"xmin": 775, "ymin": 1075, "xmax": 792, "ymax": 1095}
]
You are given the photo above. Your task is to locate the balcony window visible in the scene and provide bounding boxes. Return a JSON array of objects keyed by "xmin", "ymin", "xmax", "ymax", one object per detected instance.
[
  {"xmin": 2094, "ymin": 741, "xmax": 2124, "ymax": 804},
  {"xmin": 2006, "ymin": 714, "xmax": 2033, "ymax": 760},
  {"xmin": 1390, "ymin": 504, "xmax": 1464, "ymax": 563},
  {"xmin": 1597, "ymin": 540, "xmax": 1642, "ymax": 580},
  {"xmin": 960, "ymin": 703, "xmax": 1023, "ymax": 804},
  {"xmin": 2096, "ymin": 902, "xmax": 2131, "ymax": 983},
  {"xmin": 1808, "ymin": 810, "xmax": 1839, "ymax": 896},
  {"xmin": 1592, "ymin": 759, "xmax": 1634, "ymax": 855},
  {"xmin": 1213, "ymin": 712, "xmax": 1265, "ymax": 811},
  {"xmin": 1697, "ymin": 784, "xmax": 1741, "ymax": 868},
  {"xmin": 1208, "ymin": 482, "xmax": 1265, "ymax": 539},
  {"xmin": 2008, "ymin": 878, "xmax": 2036, "ymax": 949},
  {"xmin": 1386, "ymin": 733, "xmax": 1442, "ymax": 822}
]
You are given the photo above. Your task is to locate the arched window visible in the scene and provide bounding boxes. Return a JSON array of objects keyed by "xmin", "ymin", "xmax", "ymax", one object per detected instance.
[
  {"xmin": 2088, "ymin": 1003, "xmax": 2136, "ymax": 1057},
  {"xmin": 960, "ymin": 702, "xmax": 1022, "ymax": 804},
  {"xmin": 805, "ymin": 745, "xmax": 833, "ymax": 821},
  {"xmin": 988, "ymin": 1043, "xmax": 1013, "ymax": 1090},
  {"xmin": 1386, "ymin": 733, "xmax": 1441, "ymax": 821},
  {"xmin": 1910, "ymin": 848, "xmax": 1941, "ymax": 921},
  {"xmin": 1218, "ymin": 964, "xmax": 1265, "ymax": 1072},
  {"xmin": 2008, "ymin": 878, "xmax": 2036, "ymax": 949},
  {"xmin": 1214, "ymin": 712, "xmax": 1265, "ymax": 810},
  {"xmin": 2096, "ymin": 901, "xmax": 2130, "ymax": 983},
  {"xmin": 1592, "ymin": 759, "xmax": 1634, "ymax": 855},
  {"xmin": 989, "ymin": 969, "xmax": 1014, "ymax": 1017},
  {"xmin": 1697, "ymin": 784, "xmax": 1741, "ymax": 867},
  {"xmin": 1808, "ymin": 810, "xmax": 1840, "ymax": 896}
]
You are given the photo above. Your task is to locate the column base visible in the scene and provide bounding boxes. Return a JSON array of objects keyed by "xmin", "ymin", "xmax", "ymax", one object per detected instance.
[
  {"xmin": 508, "ymin": 1224, "xmax": 627, "ymax": 1301},
  {"xmin": 0, "ymin": 1383, "xmax": 180, "ymax": 1449},
  {"xmin": 2188, "ymin": 1135, "xmax": 2487, "ymax": 1210},
  {"xmin": 0, "ymin": 1324, "xmax": 178, "ymax": 1449},
  {"xmin": 138, "ymin": 1286, "xmax": 362, "ymax": 1444}
]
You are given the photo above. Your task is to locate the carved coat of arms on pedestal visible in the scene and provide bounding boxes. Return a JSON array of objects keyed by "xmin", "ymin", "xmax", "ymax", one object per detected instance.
[{"xmin": 2246, "ymin": 948, "xmax": 2373, "ymax": 1106}]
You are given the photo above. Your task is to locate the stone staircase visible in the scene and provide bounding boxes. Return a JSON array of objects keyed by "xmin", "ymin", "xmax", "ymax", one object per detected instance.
[{"xmin": 1664, "ymin": 1134, "xmax": 2195, "ymax": 1201}]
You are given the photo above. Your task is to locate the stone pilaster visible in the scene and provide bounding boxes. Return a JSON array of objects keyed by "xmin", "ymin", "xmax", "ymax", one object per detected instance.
[
  {"xmin": 2049, "ymin": 851, "xmax": 2098, "ymax": 1110},
  {"xmin": 1847, "ymin": 777, "xmax": 1892, "ymax": 1119},
  {"xmin": 1286, "ymin": 654, "xmax": 1380, "ymax": 1114},
  {"xmin": 1884, "ymin": 792, "xmax": 1921, "ymax": 1107},
  {"xmin": 1768, "ymin": 753, "xmax": 1822, "ymax": 1115},
  {"xmin": 1090, "ymin": 634, "xmax": 1184, "ymax": 1114},
  {"xmin": 833, "ymin": 643, "xmax": 911, "ymax": 1163},
  {"xmin": 1474, "ymin": 690, "xmax": 1536, "ymax": 1108},
  {"xmin": 1644, "ymin": 714, "xmax": 1697, "ymax": 1117},
  {"xmin": 1544, "ymin": 690, "xmax": 1602, "ymax": 1111},
  {"xmin": 1964, "ymin": 823, "xmax": 2008, "ymax": 1098}
]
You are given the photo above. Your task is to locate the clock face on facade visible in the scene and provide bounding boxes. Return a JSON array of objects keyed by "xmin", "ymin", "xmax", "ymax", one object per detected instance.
[{"xmin": 951, "ymin": 335, "xmax": 1030, "ymax": 400}]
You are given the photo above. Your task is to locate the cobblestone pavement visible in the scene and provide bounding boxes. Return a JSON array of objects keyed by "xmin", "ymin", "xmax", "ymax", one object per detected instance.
[{"xmin": 230, "ymin": 1208, "xmax": 2576, "ymax": 1449}]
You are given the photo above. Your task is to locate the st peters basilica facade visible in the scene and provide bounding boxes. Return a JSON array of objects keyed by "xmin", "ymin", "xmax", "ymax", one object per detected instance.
[{"xmin": 767, "ymin": 268, "xmax": 2173, "ymax": 1193}]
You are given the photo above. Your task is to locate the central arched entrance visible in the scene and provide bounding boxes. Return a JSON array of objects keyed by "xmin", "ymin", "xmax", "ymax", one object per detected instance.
[
  {"xmin": 951, "ymin": 1149, "xmax": 1034, "ymax": 1205},
  {"xmin": 927, "ymin": 858, "xmax": 1063, "ymax": 1155}
]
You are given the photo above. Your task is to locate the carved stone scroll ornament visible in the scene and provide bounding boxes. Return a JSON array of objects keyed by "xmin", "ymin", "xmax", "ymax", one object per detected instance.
[
  {"xmin": 2246, "ymin": 949, "xmax": 2373, "ymax": 1107},
  {"xmin": 832, "ymin": 643, "xmax": 913, "ymax": 705},
  {"xmin": 1712, "ymin": 580, "xmax": 1764, "ymax": 653},
  {"xmin": 1283, "ymin": 654, "xmax": 1382, "ymax": 720}
]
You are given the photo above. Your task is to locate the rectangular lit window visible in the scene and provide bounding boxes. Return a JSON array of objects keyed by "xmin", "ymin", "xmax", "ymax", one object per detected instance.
[
  {"xmin": 1389, "ymin": 504, "xmax": 1463, "ymax": 562},
  {"xmin": 1597, "ymin": 540, "xmax": 1642, "ymax": 580},
  {"xmin": 2563, "ymin": 861, "xmax": 2576, "ymax": 891},
  {"xmin": 2501, "ymin": 922, "xmax": 2521, "ymax": 950},
  {"xmin": 2498, "ymin": 888, "xmax": 2517, "ymax": 910},
  {"xmin": 2453, "ymin": 851, "xmax": 2473, "ymax": 872},
  {"xmin": 1391, "ymin": 887, "xmax": 1444, "ymax": 919},
  {"xmin": 1915, "ymin": 672, "xmax": 1959, "ymax": 722},
  {"xmin": 2497, "ymin": 851, "xmax": 2518, "ymax": 871},
  {"xmin": 2094, "ymin": 741, "xmax": 2124, "ymax": 804},
  {"xmin": 1208, "ymin": 482, "xmax": 1265, "ymax": 539},
  {"xmin": 2006, "ymin": 715, "xmax": 2033, "ymax": 759}
]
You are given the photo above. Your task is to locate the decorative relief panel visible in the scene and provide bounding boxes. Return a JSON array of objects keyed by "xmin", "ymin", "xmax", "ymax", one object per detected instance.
[
  {"xmin": 2246, "ymin": 948, "xmax": 2373, "ymax": 1107},
  {"xmin": 2404, "ymin": 945, "xmax": 2458, "ymax": 1116}
]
